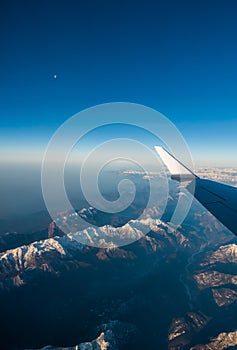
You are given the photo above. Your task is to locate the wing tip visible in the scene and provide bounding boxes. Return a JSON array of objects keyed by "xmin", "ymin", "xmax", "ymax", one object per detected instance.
[{"xmin": 154, "ymin": 146, "xmax": 197, "ymax": 179}]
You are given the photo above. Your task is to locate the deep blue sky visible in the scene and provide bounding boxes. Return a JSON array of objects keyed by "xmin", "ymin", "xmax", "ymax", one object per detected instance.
[{"xmin": 1, "ymin": 0, "xmax": 237, "ymax": 165}]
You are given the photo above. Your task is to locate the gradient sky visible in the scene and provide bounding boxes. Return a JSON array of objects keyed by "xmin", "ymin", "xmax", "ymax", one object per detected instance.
[{"xmin": 1, "ymin": 0, "xmax": 237, "ymax": 166}]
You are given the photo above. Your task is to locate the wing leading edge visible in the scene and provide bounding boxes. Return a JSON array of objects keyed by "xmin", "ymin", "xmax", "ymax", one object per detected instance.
[{"xmin": 155, "ymin": 146, "xmax": 237, "ymax": 236}]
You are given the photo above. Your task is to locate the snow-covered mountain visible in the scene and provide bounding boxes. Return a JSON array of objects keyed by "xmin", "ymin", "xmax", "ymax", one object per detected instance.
[
  {"xmin": 0, "ymin": 207, "xmax": 198, "ymax": 293},
  {"xmin": 1, "ymin": 204, "xmax": 237, "ymax": 350}
]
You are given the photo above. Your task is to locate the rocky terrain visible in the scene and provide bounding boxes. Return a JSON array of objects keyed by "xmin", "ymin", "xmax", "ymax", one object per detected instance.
[
  {"xmin": 1, "ymin": 199, "xmax": 237, "ymax": 349},
  {"xmin": 193, "ymin": 244, "xmax": 237, "ymax": 306},
  {"xmin": 191, "ymin": 330, "xmax": 237, "ymax": 350},
  {"xmin": 168, "ymin": 237, "xmax": 237, "ymax": 349}
]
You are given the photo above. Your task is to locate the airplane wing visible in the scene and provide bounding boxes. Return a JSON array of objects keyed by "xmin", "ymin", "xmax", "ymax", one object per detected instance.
[{"xmin": 155, "ymin": 146, "xmax": 237, "ymax": 236}]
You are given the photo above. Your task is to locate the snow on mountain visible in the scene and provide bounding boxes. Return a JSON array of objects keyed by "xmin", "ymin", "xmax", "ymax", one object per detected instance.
[
  {"xmin": 195, "ymin": 270, "xmax": 237, "ymax": 289},
  {"xmin": 67, "ymin": 215, "xmax": 167, "ymax": 248},
  {"xmin": 200, "ymin": 244, "xmax": 237, "ymax": 266},
  {"xmin": 212, "ymin": 287, "xmax": 237, "ymax": 307},
  {"xmin": 191, "ymin": 330, "xmax": 237, "ymax": 349},
  {"xmin": 0, "ymin": 208, "xmax": 194, "ymax": 291},
  {"xmin": 0, "ymin": 235, "xmax": 84, "ymax": 288}
]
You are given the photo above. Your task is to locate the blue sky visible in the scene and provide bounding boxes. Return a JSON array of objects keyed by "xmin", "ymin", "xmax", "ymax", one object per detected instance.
[{"xmin": 1, "ymin": 0, "xmax": 237, "ymax": 166}]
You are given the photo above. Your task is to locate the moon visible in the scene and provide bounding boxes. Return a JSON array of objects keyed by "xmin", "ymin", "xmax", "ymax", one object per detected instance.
[{"xmin": 53, "ymin": 74, "xmax": 57, "ymax": 79}]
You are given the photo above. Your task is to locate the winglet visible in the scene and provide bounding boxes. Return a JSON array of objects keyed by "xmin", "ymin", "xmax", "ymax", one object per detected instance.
[{"xmin": 154, "ymin": 146, "xmax": 197, "ymax": 181}]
